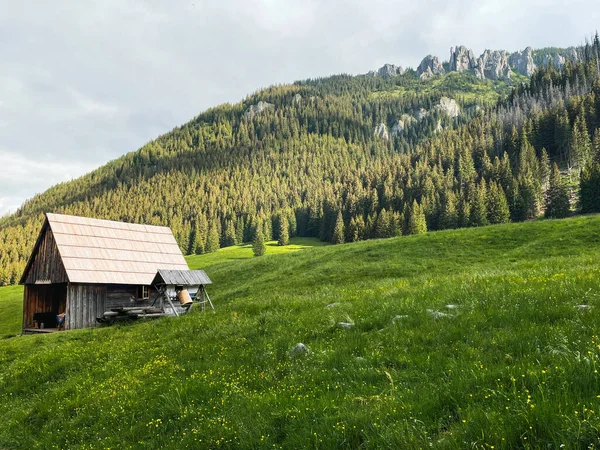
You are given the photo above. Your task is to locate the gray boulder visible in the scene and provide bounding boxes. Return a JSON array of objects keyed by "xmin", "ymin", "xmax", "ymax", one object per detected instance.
[
  {"xmin": 509, "ymin": 47, "xmax": 536, "ymax": 77},
  {"xmin": 475, "ymin": 50, "xmax": 511, "ymax": 80},
  {"xmin": 449, "ymin": 45, "xmax": 476, "ymax": 73},
  {"xmin": 417, "ymin": 55, "xmax": 445, "ymax": 79},
  {"xmin": 374, "ymin": 122, "xmax": 389, "ymax": 140},
  {"xmin": 294, "ymin": 94, "xmax": 302, "ymax": 104},
  {"xmin": 291, "ymin": 343, "xmax": 310, "ymax": 356},
  {"xmin": 243, "ymin": 101, "xmax": 274, "ymax": 120},
  {"xmin": 367, "ymin": 64, "xmax": 405, "ymax": 78}
]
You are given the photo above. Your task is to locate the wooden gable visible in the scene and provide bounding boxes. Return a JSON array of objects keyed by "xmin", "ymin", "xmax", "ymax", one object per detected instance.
[{"xmin": 20, "ymin": 220, "xmax": 69, "ymax": 285}]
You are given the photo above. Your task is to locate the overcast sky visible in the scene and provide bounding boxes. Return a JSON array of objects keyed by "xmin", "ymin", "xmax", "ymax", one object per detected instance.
[{"xmin": 1, "ymin": 0, "xmax": 598, "ymax": 216}]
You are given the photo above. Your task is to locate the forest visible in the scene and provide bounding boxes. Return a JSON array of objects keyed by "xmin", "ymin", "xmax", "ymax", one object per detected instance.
[{"xmin": 1, "ymin": 38, "xmax": 600, "ymax": 285}]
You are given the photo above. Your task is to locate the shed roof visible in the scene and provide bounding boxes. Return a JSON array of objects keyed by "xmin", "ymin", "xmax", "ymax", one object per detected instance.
[
  {"xmin": 28, "ymin": 213, "xmax": 189, "ymax": 285},
  {"xmin": 152, "ymin": 269, "xmax": 212, "ymax": 286}
]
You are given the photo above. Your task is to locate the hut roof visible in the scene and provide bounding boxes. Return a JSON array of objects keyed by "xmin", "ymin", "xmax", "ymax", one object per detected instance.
[
  {"xmin": 25, "ymin": 213, "xmax": 189, "ymax": 285},
  {"xmin": 152, "ymin": 269, "xmax": 212, "ymax": 286}
]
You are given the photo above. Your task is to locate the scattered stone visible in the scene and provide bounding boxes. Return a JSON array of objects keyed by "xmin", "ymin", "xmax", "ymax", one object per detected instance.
[
  {"xmin": 392, "ymin": 315, "xmax": 409, "ymax": 322},
  {"xmin": 294, "ymin": 93, "xmax": 302, "ymax": 104},
  {"xmin": 355, "ymin": 356, "xmax": 367, "ymax": 364},
  {"xmin": 374, "ymin": 122, "xmax": 389, "ymax": 140},
  {"xmin": 326, "ymin": 302, "xmax": 340, "ymax": 308},
  {"xmin": 427, "ymin": 309, "xmax": 452, "ymax": 319},
  {"xmin": 575, "ymin": 305, "xmax": 591, "ymax": 311},
  {"xmin": 243, "ymin": 101, "xmax": 274, "ymax": 120},
  {"xmin": 338, "ymin": 322, "xmax": 354, "ymax": 329},
  {"xmin": 291, "ymin": 343, "xmax": 310, "ymax": 356},
  {"xmin": 434, "ymin": 120, "xmax": 444, "ymax": 133},
  {"xmin": 445, "ymin": 304, "xmax": 459, "ymax": 310}
]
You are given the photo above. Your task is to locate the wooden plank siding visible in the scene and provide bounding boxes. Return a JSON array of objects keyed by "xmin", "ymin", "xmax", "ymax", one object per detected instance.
[
  {"xmin": 23, "ymin": 226, "xmax": 68, "ymax": 285},
  {"xmin": 66, "ymin": 284, "xmax": 106, "ymax": 330}
]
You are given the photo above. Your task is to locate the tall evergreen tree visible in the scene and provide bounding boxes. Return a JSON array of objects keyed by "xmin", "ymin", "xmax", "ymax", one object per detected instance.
[
  {"xmin": 331, "ymin": 211, "xmax": 345, "ymax": 244},
  {"xmin": 545, "ymin": 163, "xmax": 571, "ymax": 218},
  {"xmin": 486, "ymin": 182, "xmax": 510, "ymax": 224},
  {"xmin": 406, "ymin": 200, "xmax": 427, "ymax": 235},
  {"xmin": 205, "ymin": 222, "xmax": 221, "ymax": 253},
  {"xmin": 253, "ymin": 223, "xmax": 266, "ymax": 257},
  {"xmin": 469, "ymin": 180, "xmax": 489, "ymax": 227},
  {"xmin": 277, "ymin": 215, "xmax": 290, "ymax": 246}
]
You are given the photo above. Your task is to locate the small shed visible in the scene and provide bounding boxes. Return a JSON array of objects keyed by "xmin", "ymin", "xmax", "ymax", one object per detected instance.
[
  {"xmin": 20, "ymin": 213, "xmax": 196, "ymax": 332},
  {"xmin": 151, "ymin": 269, "xmax": 213, "ymax": 315}
]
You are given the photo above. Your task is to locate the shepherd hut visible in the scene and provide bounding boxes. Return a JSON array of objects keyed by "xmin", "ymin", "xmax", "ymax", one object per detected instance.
[{"xmin": 19, "ymin": 213, "xmax": 201, "ymax": 332}]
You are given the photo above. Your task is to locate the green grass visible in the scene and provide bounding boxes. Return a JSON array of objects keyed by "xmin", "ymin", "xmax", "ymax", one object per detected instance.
[
  {"xmin": 0, "ymin": 285, "xmax": 22, "ymax": 339},
  {"xmin": 185, "ymin": 237, "xmax": 328, "ymax": 270},
  {"xmin": 1, "ymin": 216, "xmax": 600, "ymax": 448}
]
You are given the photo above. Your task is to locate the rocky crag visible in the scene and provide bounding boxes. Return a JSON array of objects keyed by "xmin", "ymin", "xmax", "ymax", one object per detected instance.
[{"xmin": 367, "ymin": 45, "xmax": 580, "ymax": 81}]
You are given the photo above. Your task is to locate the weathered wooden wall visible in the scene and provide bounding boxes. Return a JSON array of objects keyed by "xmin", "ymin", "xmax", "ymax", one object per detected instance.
[
  {"xmin": 23, "ymin": 226, "xmax": 68, "ymax": 284},
  {"xmin": 66, "ymin": 284, "xmax": 106, "ymax": 330},
  {"xmin": 22, "ymin": 284, "xmax": 67, "ymax": 329}
]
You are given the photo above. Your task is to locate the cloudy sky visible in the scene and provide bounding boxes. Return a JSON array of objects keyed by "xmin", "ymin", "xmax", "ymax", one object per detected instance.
[{"xmin": 1, "ymin": 0, "xmax": 598, "ymax": 216}]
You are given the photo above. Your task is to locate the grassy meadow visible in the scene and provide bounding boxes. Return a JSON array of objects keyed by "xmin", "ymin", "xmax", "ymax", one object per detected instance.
[
  {"xmin": 0, "ymin": 285, "xmax": 23, "ymax": 339},
  {"xmin": 1, "ymin": 216, "xmax": 600, "ymax": 448}
]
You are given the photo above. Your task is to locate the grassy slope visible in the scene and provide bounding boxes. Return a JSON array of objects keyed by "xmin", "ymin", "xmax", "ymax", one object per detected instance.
[
  {"xmin": 186, "ymin": 237, "xmax": 329, "ymax": 270},
  {"xmin": 0, "ymin": 285, "xmax": 23, "ymax": 339},
  {"xmin": 1, "ymin": 217, "xmax": 600, "ymax": 448}
]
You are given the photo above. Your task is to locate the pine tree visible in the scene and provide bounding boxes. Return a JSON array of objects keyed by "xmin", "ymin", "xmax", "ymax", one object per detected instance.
[
  {"xmin": 331, "ymin": 211, "xmax": 345, "ymax": 244},
  {"xmin": 439, "ymin": 191, "xmax": 458, "ymax": 230},
  {"xmin": 277, "ymin": 214, "xmax": 290, "ymax": 246},
  {"xmin": 486, "ymin": 182, "xmax": 510, "ymax": 224},
  {"xmin": 253, "ymin": 224, "xmax": 266, "ymax": 257},
  {"xmin": 469, "ymin": 179, "xmax": 489, "ymax": 227},
  {"xmin": 406, "ymin": 200, "xmax": 427, "ymax": 235},
  {"xmin": 205, "ymin": 222, "xmax": 221, "ymax": 253},
  {"xmin": 545, "ymin": 163, "xmax": 571, "ymax": 218}
]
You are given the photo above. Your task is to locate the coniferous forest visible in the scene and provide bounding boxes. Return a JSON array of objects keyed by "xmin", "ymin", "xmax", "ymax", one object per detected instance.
[{"xmin": 2, "ymin": 38, "xmax": 600, "ymax": 285}]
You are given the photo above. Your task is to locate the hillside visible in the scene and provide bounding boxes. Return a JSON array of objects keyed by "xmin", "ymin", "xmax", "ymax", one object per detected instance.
[
  {"xmin": 1, "ymin": 216, "xmax": 600, "ymax": 448},
  {"xmin": 2, "ymin": 37, "xmax": 600, "ymax": 286}
]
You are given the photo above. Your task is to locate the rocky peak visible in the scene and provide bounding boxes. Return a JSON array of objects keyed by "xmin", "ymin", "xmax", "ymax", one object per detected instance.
[
  {"xmin": 243, "ymin": 101, "xmax": 274, "ymax": 120},
  {"xmin": 449, "ymin": 46, "xmax": 476, "ymax": 72},
  {"xmin": 509, "ymin": 47, "xmax": 536, "ymax": 77},
  {"xmin": 475, "ymin": 50, "xmax": 511, "ymax": 81},
  {"xmin": 417, "ymin": 55, "xmax": 445, "ymax": 79},
  {"xmin": 367, "ymin": 63, "xmax": 405, "ymax": 78}
]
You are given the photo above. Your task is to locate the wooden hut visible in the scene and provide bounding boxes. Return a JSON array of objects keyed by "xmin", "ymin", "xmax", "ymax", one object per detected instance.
[
  {"xmin": 151, "ymin": 269, "xmax": 213, "ymax": 315},
  {"xmin": 20, "ymin": 213, "xmax": 190, "ymax": 332}
]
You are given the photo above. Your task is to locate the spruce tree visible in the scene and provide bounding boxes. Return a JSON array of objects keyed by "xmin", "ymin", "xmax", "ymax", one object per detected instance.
[
  {"xmin": 277, "ymin": 215, "xmax": 290, "ymax": 246},
  {"xmin": 331, "ymin": 212, "xmax": 345, "ymax": 244},
  {"xmin": 253, "ymin": 224, "xmax": 266, "ymax": 257},
  {"xmin": 486, "ymin": 182, "xmax": 510, "ymax": 224},
  {"xmin": 546, "ymin": 163, "xmax": 571, "ymax": 218},
  {"xmin": 469, "ymin": 180, "xmax": 489, "ymax": 227},
  {"xmin": 205, "ymin": 222, "xmax": 221, "ymax": 253},
  {"xmin": 406, "ymin": 200, "xmax": 427, "ymax": 235},
  {"xmin": 439, "ymin": 191, "xmax": 458, "ymax": 230}
]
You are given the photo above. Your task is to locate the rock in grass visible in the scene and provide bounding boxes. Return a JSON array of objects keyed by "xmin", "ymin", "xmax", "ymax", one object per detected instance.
[
  {"xmin": 326, "ymin": 302, "xmax": 340, "ymax": 308},
  {"xmin": 445, "ymin": 304, "xmax": 460, "ymax": 310},
  {"xmin": 427, "ymin": 309, "xmax": 452, "ymax": 319},
  {"xmin": 392, "ymin": 315, "xmax": 409, "ymax": 322},
  {"xmin": 575, "ymin": 305, "xmax": 591, "ymax": 311},
  {"xmin": 291, "ymin": 343, "xmax": 310, "ymax": 357},
  {"xmin": 338, "ymin": 322, "xmax": 353, "ymax": 329}
]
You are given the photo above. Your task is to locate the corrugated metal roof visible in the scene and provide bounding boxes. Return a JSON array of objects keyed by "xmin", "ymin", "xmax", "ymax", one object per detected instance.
[
  {"xmin": 153, "ymin": 269, "xmax": 212, "ymax": 286},
  {"xmin": 46, "ymin": 213, "xmax": 189, "ymax": 285}
]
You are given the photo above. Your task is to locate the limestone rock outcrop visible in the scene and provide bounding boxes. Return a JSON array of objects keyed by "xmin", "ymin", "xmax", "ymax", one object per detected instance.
[
  {"xmin": 509, "ymin": 47, "xmax": 536, "ymax": 77},
  {"xmin": 449, "ymin": 46, "xmax": 476, "ymax": 73},
  {"xmin": 417, "ymin": 55, "xmax": 445, "ymax": 79},
  {"xmin": 374, "ymin": 122, "xmax": 389, "ymax": 140},
  {"xmin": 243, "ymin": 101, "xmax": 274, "ymax": 120},
  {"xmin": 475, "ymin": 50, "xmax": 512, "ymax": 80}
]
